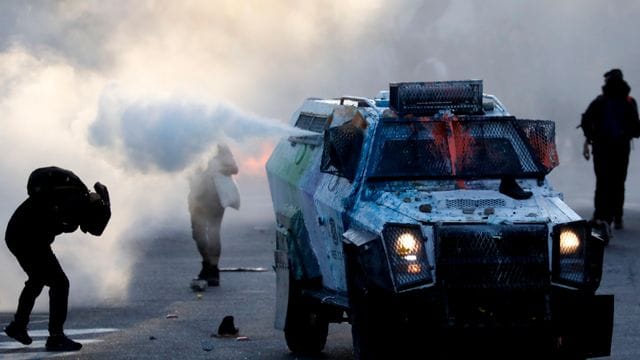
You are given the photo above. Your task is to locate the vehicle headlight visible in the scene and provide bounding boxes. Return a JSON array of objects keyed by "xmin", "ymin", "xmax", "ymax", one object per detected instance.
[
  {"xmin": 382, "ymin": 224, "xmax": 433, "ymax": 290},
  {"xmin": 552, "ymin": 221, "xmax": 605, "ymax": 291},
  {"xmin": 559, "ymin": 229, "xmax": 581, "ymax": 255},
  {"xmin": 396, "ymin": 232, "xmax": 419, "ymax": 258}
]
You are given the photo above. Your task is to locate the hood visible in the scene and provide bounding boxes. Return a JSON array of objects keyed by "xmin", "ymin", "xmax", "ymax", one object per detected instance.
[
  {"xmin": 602, "ymin": 78, "xmax": 631, "ymax": 98},
  {"xmin": 370, "ymin": 187, "xmax": 565, "ymax": 224}
]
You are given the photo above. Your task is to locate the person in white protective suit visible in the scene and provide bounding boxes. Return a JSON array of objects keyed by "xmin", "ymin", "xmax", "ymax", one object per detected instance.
[{"xmin": 188, "ymin": 143, "xmax": 240, "ymax": 286}]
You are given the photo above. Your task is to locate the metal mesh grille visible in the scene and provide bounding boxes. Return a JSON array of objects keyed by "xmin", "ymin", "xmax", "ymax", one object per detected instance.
[
  {"xmin": 516, "ymin": 120, "xmax": 559, "ymax": 173},
  {"xmin": 382, "ymin": 224, "xmax": 432, "ymax": 290},
  {"xmin": 295, "ymin": 113, "xmax": 329, "ymax": 133},
  {"xmin": 390, "ymin": 81, "xmax": 483, "ymax": 116},
  {"xmin": 453, "ymin": 120, "xmax": 539, "ymax": 174},
  {"xmin": 436, "ymin": 224, "xmax": 549, "ymax": 290},
  {"xmin": 556, "ymin": 256, "xmax": 585, "ymax": 284},
  {"xmin": 369, "ymin": 120, "xmax": 450, "ymax": 177},
  {"xmin": 446, "ymin": 198, "xmax": 506, "ymax": 209},
  {"xmin": 368, "ymin": 118, "xmax": 556, "ymax": 179},
  {"xmin": 320, "ymin": 122, "xmax": 364, "ymax": 181},
  {"xmin": 376, "ymin": 139, "xmax": 451, "ymax": 175}
]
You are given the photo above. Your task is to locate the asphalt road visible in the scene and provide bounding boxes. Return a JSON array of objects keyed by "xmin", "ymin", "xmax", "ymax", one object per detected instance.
[{"xmin": 1, "ymin": 199, "xmax": 639, "ymax": 359}]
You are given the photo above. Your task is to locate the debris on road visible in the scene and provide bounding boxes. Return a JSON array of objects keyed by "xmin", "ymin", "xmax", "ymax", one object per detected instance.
[
  {"xmin": 219, "ymin": 267, "xmax": 268, "ymax": 272},
  {"xmin": 201, "ymin": 339, "xmax": 215, "ymax": 351},
  {"xmin": 166, "ymin": 313, "xmax": 179, "ymax": 319},
  {"xmin": 217, "ymin": 315, "xmax": 239, "ymax": 337}
]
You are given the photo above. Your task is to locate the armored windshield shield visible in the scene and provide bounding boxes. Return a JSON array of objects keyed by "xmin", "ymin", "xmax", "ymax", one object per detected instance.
[{"xmin": 366, "ymin": 116, "xmax": 558, "ymax": 180}]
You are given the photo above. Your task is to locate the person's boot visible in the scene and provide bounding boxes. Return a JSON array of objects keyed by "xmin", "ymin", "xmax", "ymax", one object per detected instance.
[
  {"xmin": 4, "ymin": 321, "xmax": 32, "ymax": 345},
  {"xmin": 198, "ymin": 262, "xmax": 220, "ymax": 287},
  {"xmin": 205, "ymin": 265, "xmax": 220, "ymax": 287},
  {"xmin": 499, "ymin": 176, "xmax": 533, "ymax": 200},
  {"xmin": 45, "ymin": 334, "xmax": 82, "ymax": 351}
]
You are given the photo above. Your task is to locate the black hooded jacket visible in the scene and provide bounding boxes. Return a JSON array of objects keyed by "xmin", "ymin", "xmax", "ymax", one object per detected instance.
[
  {"xmin": 581, "ymin": 77, "xmax": 640, "ymax": 143},
  {"xmin": 5, "ymin": 167, "xmax": 91, "ymax": 250}
]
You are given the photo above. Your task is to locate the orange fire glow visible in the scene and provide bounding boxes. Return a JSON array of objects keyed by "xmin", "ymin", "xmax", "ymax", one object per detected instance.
[{"xmin": 239, "ymin": 141, "xmax": 275, "ymax": 176}]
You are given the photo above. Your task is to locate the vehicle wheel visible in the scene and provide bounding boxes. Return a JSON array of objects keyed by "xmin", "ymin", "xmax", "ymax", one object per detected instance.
[
  {"xmin": 346, "ymin": 252, "xmax": 400, "ymax": 360},
  {"xmin": 350, "ymin": 292, "xmax": 389, "ymax": 360},
  {"xmin": 283, "ymin": 281, "xmax": 328, "ymax": 355}
]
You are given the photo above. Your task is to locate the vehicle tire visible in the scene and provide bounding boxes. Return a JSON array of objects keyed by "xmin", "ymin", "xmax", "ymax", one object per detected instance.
[
  {"xmin": 283, "ymin": 280, "xmax": 329, "ymax": 355},
  {"xmin": 350, "ymin": 292, "xmax": 390, "ymax": 360},
  {"xmin": 346, "ymin": 251, "xmax": 399, "ymax": 360}
]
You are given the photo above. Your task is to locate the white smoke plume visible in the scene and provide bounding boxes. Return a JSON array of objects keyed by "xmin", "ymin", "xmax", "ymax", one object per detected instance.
[
  {"xmin": 0, "ymin": 48, "xmax": 298, "ymax": 310},
  {"xmin": 89, "ymin": 88, "xmax": 303, "ymax": 173}
]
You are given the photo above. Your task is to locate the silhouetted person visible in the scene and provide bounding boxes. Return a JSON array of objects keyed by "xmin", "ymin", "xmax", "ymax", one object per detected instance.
[
  {"xmin": 188, "ymin": 144, "xmax": 240, "ymax": 286},
  {"xmin": 4, "ymin": 167, "xmax": 111, "ymax": 352},
  {"xmin": 581, "ymin": 69, "xmax": 640, "ymax": 235}
]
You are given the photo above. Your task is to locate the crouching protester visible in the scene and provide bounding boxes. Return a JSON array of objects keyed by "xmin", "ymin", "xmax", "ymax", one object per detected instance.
[{"xmin": 3, "ymin": 166, "xmax": 111, "ymax": 352}]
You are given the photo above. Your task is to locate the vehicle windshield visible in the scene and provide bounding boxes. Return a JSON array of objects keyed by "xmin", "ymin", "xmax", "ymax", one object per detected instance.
[{"xmin": 366, "ymin": 116, "xmax": 558, "ymax": 180}]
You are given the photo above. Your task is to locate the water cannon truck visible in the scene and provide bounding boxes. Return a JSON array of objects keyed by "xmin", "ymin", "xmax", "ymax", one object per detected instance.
[{"xmin": 266, "ymin": 80, "xmax": 613, "ymax": 359}]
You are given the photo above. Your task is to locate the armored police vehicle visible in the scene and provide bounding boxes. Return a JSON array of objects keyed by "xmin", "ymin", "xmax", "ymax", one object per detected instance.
[{"xmin": 266, "ymin": 80, "xmax": 613, "ymax": 359}]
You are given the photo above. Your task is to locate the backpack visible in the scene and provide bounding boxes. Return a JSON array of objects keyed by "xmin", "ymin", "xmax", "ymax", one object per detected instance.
[
  {"xmin": 27, "ymin": 166, "xmax": 89, "ymax": 209},
  {"xmin": 27, "ymin": 166, "xmax": 89, "ymax": 199},
  {"xmin": 27, "ymin": 167, "xmax": 111, "ymax": 236},
  {"xmin": 581, "ymin": 96, "xmax": 640, "ymax": 141}
]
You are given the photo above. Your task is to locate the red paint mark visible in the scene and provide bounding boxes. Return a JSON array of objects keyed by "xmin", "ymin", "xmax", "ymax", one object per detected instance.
[
  {"xmin": 446, "ymin": 115, "xmax": 477, "ymax": 176},
  {"xmin": 426, "ymin": 114, "xmax": 476, "ymax": 177},
  {"xmin": 451, "ymin": 117, "xmax": 476, "ymax": 175},
  {"xmin": 428, "ymin": 118, "xmax": 451, "ymax": 172}
]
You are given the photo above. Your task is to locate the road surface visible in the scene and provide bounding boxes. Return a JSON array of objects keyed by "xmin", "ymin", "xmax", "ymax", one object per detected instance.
[{"xmin": 1, "ymin": 170, "xmax": 639, "ymax": 359}]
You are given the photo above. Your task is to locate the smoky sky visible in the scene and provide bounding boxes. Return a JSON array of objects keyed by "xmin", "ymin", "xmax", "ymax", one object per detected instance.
[
  {"xmin": 0, "ymin": 2, "xmax": 122, "ymax": 69},
  {"xmin": 3, "ymin": 1, "xmax": 640, "ymax": 130}
]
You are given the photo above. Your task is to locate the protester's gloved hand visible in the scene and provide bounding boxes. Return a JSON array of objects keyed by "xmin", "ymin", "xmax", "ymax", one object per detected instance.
[
  {"xmin": 80, "ymin": 182, "xmax": 111, "ymax": 236},
  {"xmin": 583, "ymin": 140, "xmax": 591, "ymax": 161}
]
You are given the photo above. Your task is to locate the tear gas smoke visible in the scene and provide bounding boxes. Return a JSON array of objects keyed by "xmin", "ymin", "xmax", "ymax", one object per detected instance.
[
  {"xmin": 0, "ymin": 48, "xmax": 301, "ymax": 311},
  {"xmin": 2, "ymin": 0, "xmax": 640, "ymax": 311},
  {"xmin": 90, "ymin": 89, "xmax": 306, "ymax": 173}
]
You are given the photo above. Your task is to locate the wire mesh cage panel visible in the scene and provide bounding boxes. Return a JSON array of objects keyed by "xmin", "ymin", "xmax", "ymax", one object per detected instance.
[
  {"xmin": 367, "ymin": 117, "xmax": 557, "ymax": 180},
  {"xmin": 436, "ymin": 224, "xmax": 549, "ymax": 290},
  {"xmin": 389, "ymin": 80, "xmax": 484, "ymax": 116},
  {"xmin": 321, "ymin": 122, "xmax": 365, "ymax": 181}
]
